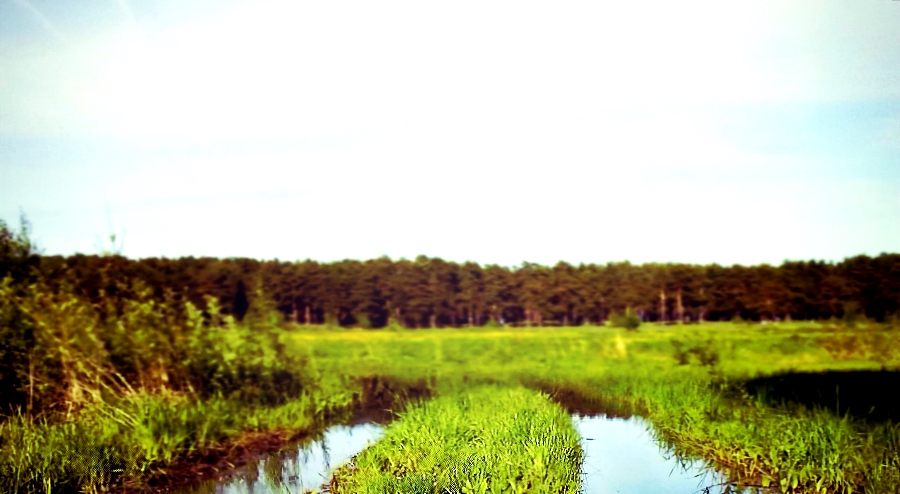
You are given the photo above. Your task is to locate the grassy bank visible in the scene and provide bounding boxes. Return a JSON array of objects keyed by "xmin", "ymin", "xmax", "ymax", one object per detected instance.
[
  {"xmin": 0, "ymin": 382, "xmax": 363, "ymax": 493},
  {"xmin": 329, "ymin": 386, "xmax": 582, "ymax": 494}
]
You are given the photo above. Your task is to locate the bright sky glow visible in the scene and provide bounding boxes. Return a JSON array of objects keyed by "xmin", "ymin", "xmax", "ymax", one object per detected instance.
[{"xmin": 1, "ymin": 0, "xmax": 898, "ymax": 266}]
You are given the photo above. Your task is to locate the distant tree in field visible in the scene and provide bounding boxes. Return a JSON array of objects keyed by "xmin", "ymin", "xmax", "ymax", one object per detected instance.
[
  {"xmin": 610, "ymin": 308, "xmax": 641, "ymax": 331},
  {"xmin": 841, "ymin": 301, "xmax": 863, "ymax": 327}
]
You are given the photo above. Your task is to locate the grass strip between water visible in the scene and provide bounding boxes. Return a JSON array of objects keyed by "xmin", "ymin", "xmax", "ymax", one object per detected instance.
[{"xmin": 328, "ymin": 386, "xmax": 583, "ymax": 494}]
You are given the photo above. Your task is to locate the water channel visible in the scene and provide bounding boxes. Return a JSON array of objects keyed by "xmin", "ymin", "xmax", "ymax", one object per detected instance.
[
  {"xmin": 573, "ymin": 414, "xmax": 733, "ymax": 494},
  {"xmin": 180, "ymin": 415, "xmax": 763, "ymax": 493}
]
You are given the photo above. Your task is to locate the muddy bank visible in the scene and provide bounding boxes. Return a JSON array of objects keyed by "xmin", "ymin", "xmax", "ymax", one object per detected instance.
[
  {"xmin": 116, "ymin": 429, "xmax": 314, "ymax": 493},
  {"xmin": 184, "ymin": 422, "xmax": 384, "ymax": 494},
  {"xmin": 112, "ymin": 376, "xmax": 433, "ymax": 494},
  {"xmin": 522, "ymin": 378, "xmax": 642, "ymax": 418}
]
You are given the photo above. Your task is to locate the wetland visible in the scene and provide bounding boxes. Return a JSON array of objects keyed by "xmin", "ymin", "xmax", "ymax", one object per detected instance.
[{"xmin": 2, "ymin": 238, "xmax": 899, "ymax": 493}]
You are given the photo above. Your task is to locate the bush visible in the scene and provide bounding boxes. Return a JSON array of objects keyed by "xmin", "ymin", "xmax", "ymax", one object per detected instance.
[
  {"xmin": 841, "ymin": 302, "xmax": 863, "ymax": 327},
  {"xmin": 384, "ymin": 320, "xmax": 407, "ymax": 331},
  {"xmin": 361, "ymin": 315, "xmax": 376, "ymax": 329},
  {"xmin": 0, "ymin": 272, "xmax": 313, "ymax": 418},
  {"xmin": 609, "ymin": 308, "xmax": 641, "ymax": 331},
  {"xmin": 671, "ymin": 339, "xmax": 720, "ymax": 367}
]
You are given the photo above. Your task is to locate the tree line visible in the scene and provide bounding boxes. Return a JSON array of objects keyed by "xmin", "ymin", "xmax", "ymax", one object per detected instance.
[
  {"xmin": 26, "ymin": 251, "xmax": 900, "ymax": 328},
  {"xmin": 2, "ymin": 217, "xmax": 900, "ymax": 417}
]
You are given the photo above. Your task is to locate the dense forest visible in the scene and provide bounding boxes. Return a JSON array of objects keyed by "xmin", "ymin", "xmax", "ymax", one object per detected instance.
[{"xmin": 5, "ymin": 225, "xmax": 898, "ymax": 328}]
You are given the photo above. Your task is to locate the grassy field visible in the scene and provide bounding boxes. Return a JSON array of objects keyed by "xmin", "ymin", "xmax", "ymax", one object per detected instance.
[{"xmin": 2, "ymin": 320, "xmax": 900, "ymax": 493}]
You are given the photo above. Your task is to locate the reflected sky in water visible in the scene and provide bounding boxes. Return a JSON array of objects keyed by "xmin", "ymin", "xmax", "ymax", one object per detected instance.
[
  {"xmin": 184, "ymin": 414, "xmax": 767, "ymax": 493},
  {"xmin": 574, "ymin": 414, "xmax": 738, "ymax": 494},
  {"xmin": 183, "ymin": 422, "xmax": 383, "ymax": 494}
]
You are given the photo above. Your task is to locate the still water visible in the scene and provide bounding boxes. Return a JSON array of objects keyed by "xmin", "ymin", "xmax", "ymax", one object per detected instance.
[
  {"xmin": 182, "ymin": 415, "xmax": 760, "ymax": 493},
  {"xmin": 574, "ymin": 414, "xmax": 732, "ymax": 494},
  {"xmin": 180, "ymin": 422, "xmax": 384, "ymax": 494}
]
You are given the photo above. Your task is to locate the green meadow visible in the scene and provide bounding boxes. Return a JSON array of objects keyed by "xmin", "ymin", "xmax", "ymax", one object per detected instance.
[{"xmin": 3, "ymin": 313, "xmax": 900, "ymax": 493}]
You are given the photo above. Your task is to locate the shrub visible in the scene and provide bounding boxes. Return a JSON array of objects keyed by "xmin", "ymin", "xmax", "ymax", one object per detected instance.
[
  {"xmin": 383, "ymin": 322, "xmax": 405, "ymax": 331},
  {"xmin": 1, "ymin": 272, "xmax": 313, "ymax": 418},
  {"xmin": 355, "ymin": 314, "xmax": 373, "ymax": 329},
  {"xmin": 609, "ymin": 308, "xmax": 641, "ymax": 331},
  {"xmin": 841, "ymin": 302, "xmax": 863, "ymax": 327},
  {"xmin": 670, "ymin": 339, "xmax": 720, "ymax": 367}
]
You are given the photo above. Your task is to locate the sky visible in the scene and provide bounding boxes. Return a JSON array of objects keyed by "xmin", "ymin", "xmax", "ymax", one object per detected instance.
[{"xmin": 1, "ymin": 0, "xmax": 898, "ymax": 267}]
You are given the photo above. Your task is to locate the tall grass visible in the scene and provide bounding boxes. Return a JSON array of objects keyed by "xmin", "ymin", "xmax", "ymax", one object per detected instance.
[
  {"xmin": 329, "ymin": 386, "xmax": 583, "ymax": 494},
  {"xmin": 0, "ymin": 386, "xmax": 365, "ymax": 493}
]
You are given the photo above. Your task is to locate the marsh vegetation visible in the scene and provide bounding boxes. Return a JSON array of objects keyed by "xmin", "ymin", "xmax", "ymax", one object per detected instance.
[{"xmin": 2, "ymin": 220, "xmax": 900, "ymax": 493}]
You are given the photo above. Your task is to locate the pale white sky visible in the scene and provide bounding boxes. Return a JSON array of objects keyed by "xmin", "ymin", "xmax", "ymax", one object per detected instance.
[{"xmin": 1, "ymin": 0, "xmax": 898, "ymax": 266}]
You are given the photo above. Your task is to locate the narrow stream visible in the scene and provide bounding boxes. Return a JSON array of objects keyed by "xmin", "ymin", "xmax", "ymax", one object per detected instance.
[{"xmin": 181, "ymin": 415, "xmax": 762, "ymax": 493}]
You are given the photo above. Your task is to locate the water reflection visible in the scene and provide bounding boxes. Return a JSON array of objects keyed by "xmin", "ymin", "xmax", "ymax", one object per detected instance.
[
  {"xmin": 180, "ymin": 422, "xmax": 383, "ymax": 494},
  {"xmin": 574, "ymin": 414, "xmax": 767, "ymax": 494},
  {"xmin": 181, "ymin": 413, "xmax": 770, "ymax": 493}
]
